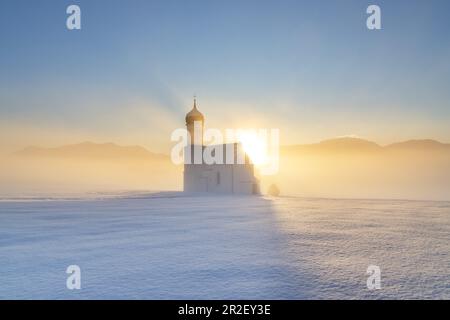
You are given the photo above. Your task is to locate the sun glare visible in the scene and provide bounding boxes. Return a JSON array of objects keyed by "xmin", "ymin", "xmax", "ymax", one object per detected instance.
[{"xmin": 237, "ymin": 131, "xmax": 268, "ymax": 166}]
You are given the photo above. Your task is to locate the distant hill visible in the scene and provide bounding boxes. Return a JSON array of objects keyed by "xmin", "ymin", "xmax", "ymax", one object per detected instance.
[
  {"xmin": 282, "ymin": 138, "xmax": 450, "ymax": 154},
  {"xmin": 14, "ymin": 138, "xmax": 450, "ymax": 160},
  {"xmin": 385, "ymin": 139, "xmax": 450, "ymax": 151},
  {"xmin": 6, "ymin": 138, "xmax": 450, "ymax": 200},
  {"xmin": 14, "ymin": 142, "xmax": 169, "ymax": 160}
]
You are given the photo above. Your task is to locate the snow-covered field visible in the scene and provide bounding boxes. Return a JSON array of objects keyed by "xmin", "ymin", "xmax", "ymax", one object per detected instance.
[{"xmin": 0, "ymin": 192, "xmax": 449, "ymax": 299}]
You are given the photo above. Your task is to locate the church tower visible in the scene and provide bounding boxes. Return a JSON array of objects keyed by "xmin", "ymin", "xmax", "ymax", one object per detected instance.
[
  {"xmin": 183, "ymin": 97, "xmax": 259, "ymax": 194},
  {"xmin": 185, "ymin": 97, "xmax": 204, "ymax": 165},
  {"xmin": 185, "ymin": 97, "xmax": 204, "ymax": 146}
]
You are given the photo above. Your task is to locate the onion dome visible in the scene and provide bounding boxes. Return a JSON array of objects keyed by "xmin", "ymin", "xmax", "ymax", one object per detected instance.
[{"xmin": 185, "ymin": 97, "xmax": 204, "ymax": 123}]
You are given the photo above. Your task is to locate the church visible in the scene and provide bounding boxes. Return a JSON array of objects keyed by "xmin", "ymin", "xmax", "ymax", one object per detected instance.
[{"xmin": 183, "ymin": 99, "xmax": 260, "ymax": 195}]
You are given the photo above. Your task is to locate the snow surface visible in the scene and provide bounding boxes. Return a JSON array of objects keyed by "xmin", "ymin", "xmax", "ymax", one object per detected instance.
[{"xmin": 0, "ymin": 192, "xmax": 449, "ymax": 299}]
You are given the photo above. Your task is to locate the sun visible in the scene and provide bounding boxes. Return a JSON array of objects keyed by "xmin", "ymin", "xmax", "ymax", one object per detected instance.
[{"xmin": 237, "ymin": 131, "xmax": 269, "ymax": 166}]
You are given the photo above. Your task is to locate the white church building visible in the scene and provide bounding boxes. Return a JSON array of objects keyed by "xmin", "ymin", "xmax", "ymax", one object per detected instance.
[{"xmin": 183, "ymin": 99, "xmax": 260, "ymax": 195}]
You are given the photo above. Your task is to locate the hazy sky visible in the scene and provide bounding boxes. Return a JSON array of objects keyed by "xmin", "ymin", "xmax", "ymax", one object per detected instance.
[{"xmin": 1, "ymin": 0, "xmax": 450, "ymax": 153}]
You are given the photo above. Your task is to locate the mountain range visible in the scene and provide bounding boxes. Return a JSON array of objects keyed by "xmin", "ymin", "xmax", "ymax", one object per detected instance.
[
  {"xmin": 281, "ymin": 137, "xmax": 450, "ymax": 154},
  {"xmin": 13, "ymin": 138, "xmax": 450, "ymax": 159},
  {"xmin": 5, "ymin": 138, "xmax": 450, "ymax": 200},
  {"xmin": 14, "ymin": 142, "xmax": 168, "ymax": 160}
]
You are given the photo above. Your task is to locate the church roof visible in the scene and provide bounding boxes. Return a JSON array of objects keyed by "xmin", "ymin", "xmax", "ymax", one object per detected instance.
[{"xmin": 185, "ymin": 98, "xmax": 204, "ymax": 123}]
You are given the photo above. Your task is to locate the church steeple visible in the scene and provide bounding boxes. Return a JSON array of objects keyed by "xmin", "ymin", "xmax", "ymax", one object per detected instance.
[
  {"xmin": 185, "ymin": 96, "xmax": 204, "ymax": 147},
  {"xmin": 185, "ymin": 96, "xmax": 204, "ymax": 124}
]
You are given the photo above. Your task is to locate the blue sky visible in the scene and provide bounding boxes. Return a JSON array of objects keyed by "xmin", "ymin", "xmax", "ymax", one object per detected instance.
[{"xmin": 1, "ymin": 0, "xmax": 450, "ymax": 152}]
